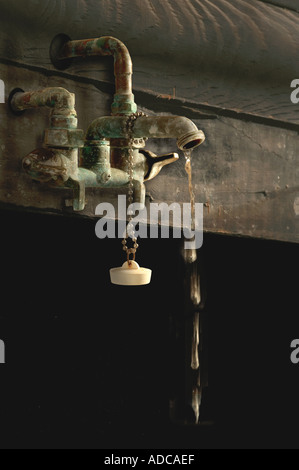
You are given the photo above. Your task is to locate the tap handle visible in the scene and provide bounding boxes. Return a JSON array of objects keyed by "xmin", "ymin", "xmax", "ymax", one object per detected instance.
[{"xmin": 140, "ymin": 150, "xmax": 179, "ymax": 182}]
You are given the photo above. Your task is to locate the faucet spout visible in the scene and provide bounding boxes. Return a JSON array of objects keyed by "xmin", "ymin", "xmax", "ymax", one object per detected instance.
[
  {"xmin": 86, "ymin": 115, "xmax": 205, "ymax": 150},
  {"xmin": 57, "ymin": 36, "xmax": 137, "ymax": 115}
]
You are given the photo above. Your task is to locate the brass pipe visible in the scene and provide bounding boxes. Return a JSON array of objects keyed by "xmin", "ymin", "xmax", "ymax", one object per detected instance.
[
  {"xmin": 10, "ymin": 87, "xmax": 75, "ymax": 113},
  {"xmin": 86, "ymin": 115, "xmax": 205, "ymax": 150},
  {"xmin": 57, "ymin": 37, "xmax": 137, "ymax": 115}
]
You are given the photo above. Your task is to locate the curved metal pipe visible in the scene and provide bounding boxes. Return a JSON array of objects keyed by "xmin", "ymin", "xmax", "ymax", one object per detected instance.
[
  {"xmin": 57, "ymin": 37, "xmax": 137, "ymax": 115},
  {"xmin": 10, "ymin": 87, "xmax": 75, "ymax": 113},
  {"xmin": 86, "ymin": 115, "xmax": 205, "ymax": 150},
  {"xmin": 10, "ymin": 87, "xmax": 78, "ymax": 130}
]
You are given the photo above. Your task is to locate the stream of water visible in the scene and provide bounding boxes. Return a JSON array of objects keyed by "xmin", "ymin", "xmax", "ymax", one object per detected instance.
[
  {"xmin": 184, "ymin": 149, "xmax": 196, "ymax": 231},
  {"xmin": 184, "ymin": 148, "xmax": 202, "ymax": 424}
]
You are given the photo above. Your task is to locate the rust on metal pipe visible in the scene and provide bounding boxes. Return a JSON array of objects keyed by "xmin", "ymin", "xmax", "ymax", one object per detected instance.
[
  {"xmin": 10, "ymin": 87, "xmax": 80, "ymax": 133},
  {"xmin": 86, "ymin": 115, "xmax": 205, "ymax": 150},
  {"xmin": 57, "ymin": 37, "xmax": 137, "ymax": 114},
  {"xmin": 10, "ymin": 87, "xmax": 75, "ymax": 113}
]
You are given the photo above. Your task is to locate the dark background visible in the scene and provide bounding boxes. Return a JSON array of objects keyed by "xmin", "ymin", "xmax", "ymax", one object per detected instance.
[{"xmin": 0, "ymin": 209, "xmax": 298, "ymax": 449}]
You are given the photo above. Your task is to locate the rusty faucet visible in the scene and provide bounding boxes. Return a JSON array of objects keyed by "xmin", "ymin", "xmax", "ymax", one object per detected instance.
[{"xmin": 9, "ymin": 35, "xmax": 205, "ymax": 211}]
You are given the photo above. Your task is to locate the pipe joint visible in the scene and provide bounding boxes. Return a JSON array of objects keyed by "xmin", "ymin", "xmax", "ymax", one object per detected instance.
[
  {"xmin": 10, "ymin": 87, "xmax": 75, "ymax": 114},
  {"xmin": 53, "ymin": 35, "xmax": 137, "ymax": 115}
]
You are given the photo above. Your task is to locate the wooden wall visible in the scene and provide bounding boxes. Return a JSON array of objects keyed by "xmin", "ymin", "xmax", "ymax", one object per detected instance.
[{"xmin": 0, "ymin": 0, "xmax": 299, "ymax": 243}]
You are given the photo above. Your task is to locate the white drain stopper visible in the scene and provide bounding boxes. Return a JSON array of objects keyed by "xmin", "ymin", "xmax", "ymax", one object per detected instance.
[{"xmin": 110, "ymin": 261, "xmax": 152, "ymax": 286}]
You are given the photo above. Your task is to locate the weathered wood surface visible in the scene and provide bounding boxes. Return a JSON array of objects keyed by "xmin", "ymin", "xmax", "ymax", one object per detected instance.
[
  {"xmin": 260, "ymin": 0, "xmax": 299, "ymax": 12},
  {"xmin": 1, "ymin": 0, "xmax": 299, "ymax": 123},
  {"xmin": 0, "ymin": 0, "xmax": 299, "ymax": 243}
]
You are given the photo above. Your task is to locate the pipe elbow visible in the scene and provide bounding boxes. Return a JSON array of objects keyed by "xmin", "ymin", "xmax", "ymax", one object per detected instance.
[
  {"xmin": 134, "ymin": 116, "xmax": 206, "ymax": 150},
  {"xmin": 85, "ymin": 116, "xmax": 114, "ymax": 141},
  {"xmin": 103, "ymin": 36, "xmax": 133, "ymax": 76},
  {"xmin": 45, "ymin": 87, "xmax": 75, "ymax": 111},
  {"xmin": 10, "ymin": 87, "xmax": 75, "ymax": 113},
  {"xmin": 57, "ymin": 36, "xmax": 137, "ymax": 114},
  {"xmin": 174, "ymin": 117, "xmax": 206, "ymax": 150},
  {"xmin": 59, "ymin": 36, "xmax": 132, "ymax": 75}
]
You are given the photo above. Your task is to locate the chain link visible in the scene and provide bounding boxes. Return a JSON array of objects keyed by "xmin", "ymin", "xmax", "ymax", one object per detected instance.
[
  {"xmin": 122, "ymin": 112, "xmax": 147, "ymax": 264},
  {"xmin": 122, "ymin": 112, "xmax": 146, "ymax": 265}
]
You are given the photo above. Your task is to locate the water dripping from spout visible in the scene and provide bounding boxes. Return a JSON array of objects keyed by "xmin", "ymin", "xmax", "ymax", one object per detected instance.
[
  {"xmin": 191, "ymin": 311, "xmax": 200, "ymax": 371},
  {"xmin": 183, "ymin": 152, "xmax": 203, "ymax": 424},
  {"xmin": 192, "ymin": 386, "xmax": 202, "ymax": 425},
  {"xmin": 184, "ymin": 149, "xmax": 196, "ymax": 232},
  {"xmin": 191, "ymin": 311, "xmax": 201, "ymax": 424}
]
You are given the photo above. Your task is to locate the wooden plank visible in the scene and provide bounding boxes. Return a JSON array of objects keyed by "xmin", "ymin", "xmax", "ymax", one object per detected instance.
[
  {"xmin": 146, "ymin": 117, "xmax": 299, "ymax": 243},
  {"xmin": 0, "ymin": 0, "xmax": 299, "ymax": 243},
  {"xmin": 1, "ymin": 62, "xmax": 298, "ymax": 243},
  {"xmin": 1, "ymin": 0, "xmax": 299, "ymax": 123}
]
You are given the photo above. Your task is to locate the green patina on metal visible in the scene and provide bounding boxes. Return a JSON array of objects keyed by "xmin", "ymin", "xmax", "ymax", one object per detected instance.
[
  {"xmin": 85, "ymin": 115, "xmax": 205, "ymax": 149},
  {"xmin": 58, "ymin": 36, "xmax": 137, "ymax": 115},
  {"xmin": 96, "ymin": 38, "xmax": 106, "ymax": 49},
  {"xmin": 13, "ymin": 37, "xmax": 206, "ymax": 211}
]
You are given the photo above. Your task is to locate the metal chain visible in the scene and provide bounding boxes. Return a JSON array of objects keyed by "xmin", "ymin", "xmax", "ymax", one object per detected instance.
[{"xmin": 122, "ymin": 112, "xmax": 147, "ymax": 264}]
